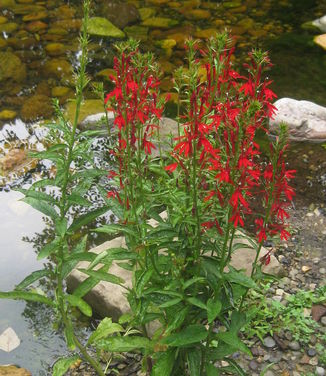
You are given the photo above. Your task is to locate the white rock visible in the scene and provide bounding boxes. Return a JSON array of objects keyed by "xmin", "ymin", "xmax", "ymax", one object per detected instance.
[
  {"xmin": 312, "ymin": 15, "xmax": 326, "ymax": 32},
  {"xmin": 0, "ymin": 327, "xmax": 20, "ymax": 352},
  {"xmin": 269, "ymin": 98, "xmax": 326, "ymax": 142}
]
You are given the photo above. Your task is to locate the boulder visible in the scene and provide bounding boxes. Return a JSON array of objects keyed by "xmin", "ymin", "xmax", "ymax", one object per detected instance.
[
  {"xmin": 311, "ymin": 15, "xmax": 326, "ymax": 33},
  {"xmin": 87, "ymin": 17, "xmax": 125, "ymax": 39},
  {"xmin": 269, "ymin": 98, "xmax": 326, "ymax": 142},
  {"xmin": 21, "ymin": 94, "xmax": 53, "ymax": 121},
  {"xmin": 0, "ymin": 52, "xmax": 26, "ymax": 83},
  {"xmin": 101, "ymin": 2, "xmax": 140, "ymax": 29}
]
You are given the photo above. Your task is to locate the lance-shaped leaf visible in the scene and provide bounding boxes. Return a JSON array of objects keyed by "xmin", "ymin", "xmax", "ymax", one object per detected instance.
[
  {"xmin": 151, "ymin": 349, "xmax": 176, "ymax": 376},
  {"xmin": 78, "ymin": 269, "xmax": 125, "ymax": 285},
  {"xmin": 0, "ymin": 291, "xmax": 54, "ymax": 306},
  {"xmin": 161, "ymin": 324, "xmax": 208, "ymax": 347},
  {"xmin": 22, "ymin": 197, "xmax": 59, "ymax": 220},
  {"xmin": 69, "ymin": 206, "xmax": 110, "ymax": 233},
  {"xmin": 52, "ymin": 355, "xmax": 80, "ymax": 376},
  {"xmin": 94, "ymin": 223, "xmax": 137, "ymax": 237},
  {"xmin": 87, "ymin": 318, "xmax": 124, "ymax": 345},
  {"xmin": 15, "ymin": 269, "xmax": 50, "ymax": 290},
  {"xmin": 207, "ymin": 298, "xmax": 222, "ymax": 324},
  {"xmin": 96, "ymin": 336, "xmax": 151, "ymax": 352},
  {"xmin": 65, "ymin": 294, "xmax": 92, "ymax": 317},
  {"xmin": 38, "ymin": 238, "xmax": 61, "ymax": 260}
]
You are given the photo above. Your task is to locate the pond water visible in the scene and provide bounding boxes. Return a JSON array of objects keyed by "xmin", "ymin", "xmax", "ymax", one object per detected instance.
[{"xmin": 1, "ymin": 0, "xmax": 326, "ymax": 373}]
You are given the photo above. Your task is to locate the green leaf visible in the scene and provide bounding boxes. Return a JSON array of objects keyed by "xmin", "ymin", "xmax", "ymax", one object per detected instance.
[
  {"xmin": 78, "ymin": 269, "xmax": 125, "ymax": 285},
  {"xmin": 187, "ymin": 348, "xmax": 201, "ymax": 376},
  {"xmin": 136, "ymin": 269, "xmax": 153, "ymax": 297},
  {"xmin": 225, "ymin": 266, "xmax": 257, "ymax": 289},
  {"xmin": 206, "ymin": 363, "xmax": 220, "ymax": 376},
  {"xmin": 67, "ymin": 193, "xmax": 92, "ymax": 207},
  {"xmin": 216, "ymin": 332, "xmax": 251, "ymax": 356},
  {"xmin": 55, "ymin": 218, "xmax": 68, "ymax": 237},
  {"xmin": 94, "ymin": 223, "xmax": 137, "ymax": 237},
  {"xmin": 17, "ymin": 188, "xmax": 57, "ymax": 205},
  {"xmin": 165, "ymin": 306, "xmax": 189, "ymax": 334},
  {"xmin": 22, "ymin": 197, "xmax": 59, "ymax": 220},
  {"xmin": 229, "ymin": 311, "xmax": 247, "ymax": 334},
  {"xmin": 66, "ymin": 294, "xmax": 92, "ymax": 317},
  {"xmin": 226, "ymin": 359, "xmax": 248, "ymax": 376},
  {"xmin": 182, "ymin": 277, "xmax": 205, "ymax": 290},
  {"xmin": 73, "ymin": 264, "xmax": 109, "ymax": 298},
  {"xmin": 207, "ymin": 298, "xmax": 222, "ymax": 324},
  {"xmin": 64, "ymin": 325, "xmax": 76, "ymax": 350},
  {"xmin": 87, "ymin": 318, "xmax": 124, "ymax": 345},
  {"xmin": 158, "ymin": 297, "xmax": 182, "ymax": 308},
  {"xmin": 15, "ymin": 269, "xmax": 50, "ymax": 290},
  {"xmin": 0, "ymin": 291, "xmax": 54, "ymax": 306},
  {"xmin": 38, "ymin": 238, "xmax": 60, "ymax": 260},
  {"xmin": 187, "ymin": 297, "xmax": 207, "ymax": 310},
  {"xmin": 97, "ymin": 336, "xmax": 151, "ymax": 352},
  {"xmin": 71, "ymin": 235, "xmax": 88, "ymax": 254},
  {"xmin": 151, "ymin": 349, "xmax": 176, "ymax": 376},
  {"xmin": 162, "ymin": 324, "xmax": 208, "ymax": 347},
  {"xmin": 207, "ymin": 342, "xmax": 238, "ymax": 361},
  {"xmin": 69, "ymin": 206, "xmax": 110, "ymax": 232},
  {"xmin": 52, "ymin": 355, "xmax": 79, "ymax": 376}
]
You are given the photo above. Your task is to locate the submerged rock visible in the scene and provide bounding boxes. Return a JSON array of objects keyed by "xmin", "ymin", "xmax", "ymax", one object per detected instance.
[
  {"xmin": 42, "ymin": 58, "xmax": 73, "ymax": 83},
  {"xmin": 0, "ymin": 52, "xmax": 26, "ymax": 83},
  {"xmin": 87, "ymin": 17, "xmax": 125, "ymax": 38},
  {"xmin": 0, "ymin": 148, "xmax": 27, "ymax": 172},
  {"xmin": 142, "ymin": 17, "xmax": 179, "ymax": 28},
  {"xmin": 270, "ymin": 98, "xmax": 326, "ymax": 142},
  {"xmin": 0, "ymin": 366, "xmax": 31, "ymax": 376},
  {"xmin": 65, "ymin": 99, "xmax": 105, "ymax": 125},
  {"xmin": 21, "ymin": 94, "xmax": 53, "ymax": 121},
  {"xmin": 101, "ymin": 2, "xmax": 140, "ymax": 29},
  {"xmin": 0, "ymin": 109, "xmax": 16, "ymax": 120}
]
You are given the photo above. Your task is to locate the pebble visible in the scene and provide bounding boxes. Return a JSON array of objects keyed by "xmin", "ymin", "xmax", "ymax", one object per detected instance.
[
  {"xmin": 321, "ymin": 316, "xmax": 326, "ymax": 326},
  {"xmin": 316, "ymin": 367, "xmax": 326, "ymax": 376},
  {"xmin": 264, "ymin": 371, "xmax": 275, "ymax": 376},
  {"xmin": 263, "ymin": 336, "xmax": 276, "ymax": 348},
  {"xmin": 249, "ymin": 360, "xmax": 259, "ymax": 371},
  {"xmin": 288, "ymin": 341, "xmax": 301, "ymax": 351},
  {"xmin": 319, "ymin": 267, "xmax": 326, "ymax": 274},
  {"xmin": 301, "ymin": 265, "xmax": 311, "ymax": 273},
  {"xmin": 309, "ymin": 356, "xmax": 319, "ymax": 366},
  {"xmin": 307, "ymin": 348, "xmax": 317, "ymax": 357}
]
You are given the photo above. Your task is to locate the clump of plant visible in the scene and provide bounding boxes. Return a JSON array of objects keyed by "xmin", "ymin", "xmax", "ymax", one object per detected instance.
[
  {"xmin": 0, "ymin": 16, "xmax": 296, "ymax": 376},
  {"xmin": 89, "ymin": 34, "xmax": 295, "ymax": 375},
  {"xmin": 243, "ymin": 284, "xmax": 326, "ymax": 344}
]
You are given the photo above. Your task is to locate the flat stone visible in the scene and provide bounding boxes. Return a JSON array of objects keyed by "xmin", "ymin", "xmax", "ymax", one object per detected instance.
[
  {"xmin": 316, "ymin": 367, "xmax": 326, "ymax": 376},
  {"xmin": 288, "ymin": 341, "xmax": 300, "ymax": 351},
  {"xmin": 87, "ymin": 17, "xmax": 125, "ymax": 38},
  {"xmin": 269, "ymin": 98, "xmax": 326, "ymax": 142},
  {"xmin": 0, "ymin": 109, "xmax": 16, "ymax": 120},
  {"xmin": 142, "ymin": 17, "xmax": 179, "ymax": 28},
  {"xmin": 263, "ymin": 336, "xmax": 276, "ymax": 348},
  {"xmin": 314, "ymin": 34, "xmax": 326, "ymax": 50},
  {"xmin": 311, "ymin": 15, "xmax": 326, "ymax": 32},
  {"xmin": 0, "ymin": 366, "xmax": 31, "ymax": 376}
]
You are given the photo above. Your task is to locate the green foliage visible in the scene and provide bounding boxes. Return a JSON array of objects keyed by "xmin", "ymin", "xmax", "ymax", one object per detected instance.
[{"xmin": 243, "ymin": 283, "xmax": 326, "ymax": 344}]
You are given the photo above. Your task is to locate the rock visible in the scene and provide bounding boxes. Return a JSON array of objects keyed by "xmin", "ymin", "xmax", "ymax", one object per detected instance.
[
  {"xmin": 0, "ymin": 149, "xmax": 27, "ymax": 172},
  {"xmin": 67, "ymin": 236, "xmax": 132, "ymax": 321},
  {"xmin": 42, "ymin": 58, "xmax": 73, "ymax": 83},
  {"xmin": 263, "ymin": 336, "xmax": 276, "ymax": 348},
  {"xmin": 0, "ymin": 22, "xmax": 18, "ymax": 33},
  {"xmin": 124, "ymin": 25, "xmax": 149, "ymax": 41},
  {"xmin": 321, "ymin": 316, "xmax": 326, "ymax": 326},
  {"xmin": 142, "ymin": 17, "xmax": 179, "ymax": 28},
  {"xmin": 139, "ymin": 7, "xmax": 156, "ymax": 21},
  {"xmin": 0, "ymin": 109, "xmax": 16, "ymax": 120},
  {"xmin": 319, "ymin": 267, "xmax": 326, "ymax": 274},
  {"xmin": 311, "ymin": 304, "xmax": 326, "ymax": 322},
  {"xmin": 288, "ymin": 341, "xmax": 300, "ymax": 351},
  {"xmin": 0, "ymin": 52, "xmax": 26, "ymax": 83},
  {"xmin": 0, "ymin": 365, "xmax": 31, "ymax": 376},
  {"xmin": 311, "ymin": 15, "xmax": 326, "ymax": 33},
  {"xmin": 87, "ymin": 17, "xmax": 125, "ymax": 38},
  {"xmin": 79, "ymin": 112, "xmax": 114, "ymax": 131},
  {"xmin": 22, "ymin": 11, "xmax": 47, "ymax": 21},
  {"xmin": 0, "ymin": 327, "xmax": 20, "ymax": 352},
  {"xmin": 0, "ymin": 0, "xmax": 16, "ymax": 9},
  {"xmin": 45, "ymin": 42, "xmax": 66, "ymax": 56},
  {"xmin": 316, "ymin": 367, "xmax": 326, "ymax": 376},
  {"xmin": 185, "ymin": 9, "xmax": 211, "ymax": 20},
  {"xmin": 249, "ymin": 360, "xmax": 259, "ymax": 371},
  {"xmin": 21, "ymin": 94, "xmax": 53, "ymax": 121},
  {"xmin": 223, "ymin": 1, "xmax": 242, "ymax": 9},
  {"xmin": 314, "ymin": 34, "xmax": 326, "ymax": 50},
  {"xmin": 194, "ymin": 28, "xmax": 218, "ymax": 39},
  {"xmin": 307, "ymin": 348, "xmax": 317, "ymax": 357},
  {"xmin": 12, "ymin": 4, "xmax": 45, "ymax": 15},
  {"xmin": 65, "ymin": 99, "xmax": 105, "ymax": 126},
  {"xmin": 269, "ymin": 98, "xmax": 326, "ymax": 142},
  {"xmin": 101, "ymin": 2, "xmax": 140, "ymax": 29},
  {"xmin": 229, "ymin": 231, "xmax": 283, "ymax": 276},
  {"xmin": 25, "ymin": 20, "xmax": 47, "ymax": 32},
  {"xmin": 301, "ymin": 265, "xmax": 311, "ymax": 273}
]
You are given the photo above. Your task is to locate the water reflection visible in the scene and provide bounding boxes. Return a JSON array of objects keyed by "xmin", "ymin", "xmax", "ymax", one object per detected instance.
[{"xmin": 0, "ymin": 191, "xmax": 67, "ymax": 374}]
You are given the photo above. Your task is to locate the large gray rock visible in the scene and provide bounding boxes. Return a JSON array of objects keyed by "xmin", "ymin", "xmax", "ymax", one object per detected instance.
[
  {"xmin": 269, "ymin": 98, "xmax": 326, "ymax": 142},
  {"xmin": 101, "ymin": 2, "xmax": 140, "ymax": 30},
  {"xmin": 312, "ymin": 15, "xmax": 326, "ymax": 33},
  {"xmin": 67, "ymin": 224, "xmax": 282, "ymax": 320}
]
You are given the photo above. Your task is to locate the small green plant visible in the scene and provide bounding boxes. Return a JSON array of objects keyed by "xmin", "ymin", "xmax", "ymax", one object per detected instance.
[{"xmin": 243, "ymin": 284, "xmax": 326, "ymax": 344}]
